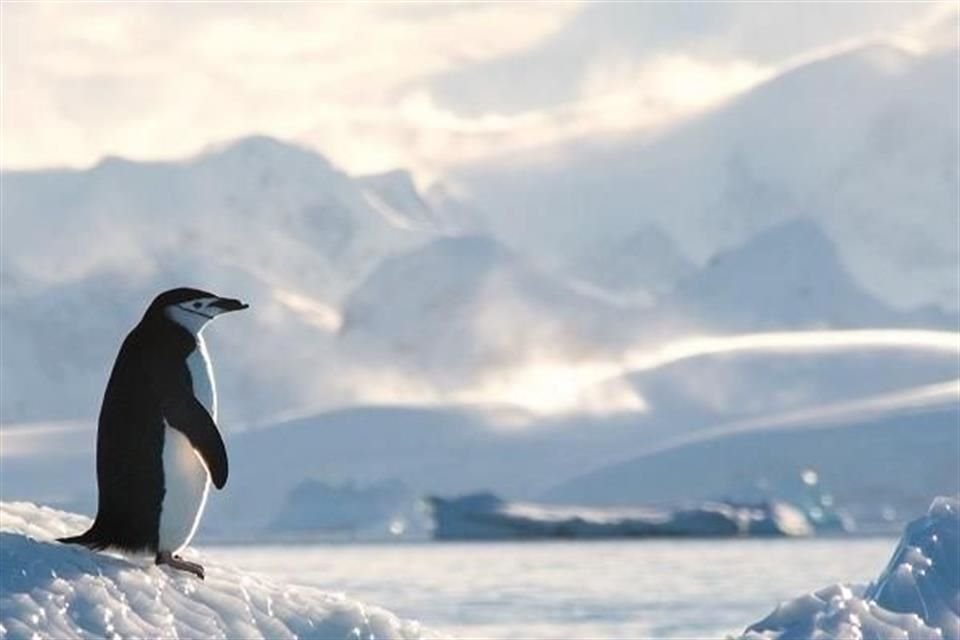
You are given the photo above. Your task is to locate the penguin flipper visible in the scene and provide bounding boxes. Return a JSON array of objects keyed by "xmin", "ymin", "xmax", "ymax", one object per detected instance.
[
  {"xmin": 160, "ymin": 395, "xmax": 229, "ymax": 489},
  {"xmin": 142, "ymin": 339, "xmax": 229, "ymax": 489}
]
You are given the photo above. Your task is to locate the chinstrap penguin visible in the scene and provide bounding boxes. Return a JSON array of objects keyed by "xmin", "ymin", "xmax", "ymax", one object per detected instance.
[{"xmin": 59, "ymin": 287, "xmax": 248, "ymax": 579}]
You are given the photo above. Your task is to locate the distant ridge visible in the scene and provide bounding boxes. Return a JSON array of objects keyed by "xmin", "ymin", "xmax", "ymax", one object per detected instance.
[{"xmin": 544, "ymin": 401, "xmax": 960, "ymax": 525}]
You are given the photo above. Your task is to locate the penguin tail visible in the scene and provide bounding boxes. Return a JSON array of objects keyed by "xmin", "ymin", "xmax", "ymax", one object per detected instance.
[{"xmin": 58, "ymin": 528, "xmax": 108, "ymax": 550}]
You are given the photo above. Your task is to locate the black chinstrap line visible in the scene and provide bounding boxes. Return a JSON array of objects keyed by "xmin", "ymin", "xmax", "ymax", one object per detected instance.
[{"xmin": 178, "ymin": 305, "xmax": 216, "ymax": 320}]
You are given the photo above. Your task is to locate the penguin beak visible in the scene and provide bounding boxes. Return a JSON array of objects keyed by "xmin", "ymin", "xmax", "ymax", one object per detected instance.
[{"xmin": 211, "ymin": 297, "xmax": 249, "ymax": 314}]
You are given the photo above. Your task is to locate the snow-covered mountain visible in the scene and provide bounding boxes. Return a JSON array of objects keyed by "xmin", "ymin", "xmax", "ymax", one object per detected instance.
[
  {"xmin": 340, "ymin": 235, "xmax": 640, "ymax": 386},
  {"xmin": 628, "ymin": 348, "xmax": 959, "ymax": 430},
  {"xmin": 2, "ymin": 136, "xmax": 655, "ymax": 425},
  {"xmin": 0, "ymin": 137, "xmax": 445, "ymax": 424},
  {"xmin": 663, "ymin": 217, "xmax": 951, "ymax": 331},
  {"xmin": 567, "ymin": 224, "xmax": 695, "ymax": 300},
  {"xmin": 443, "ymin": 45, "xmax": 960, "ymax": 312},
  {"xmin": 3, "ymin": 136, "xmax": 432, "ymax": 299},
  {"xmin": 357, "ymin": 169, "xmax": 475, "ymax": 236},
  {"xmin": 4, "ymin": 104, "xmax": 954, "ymax": 426}
]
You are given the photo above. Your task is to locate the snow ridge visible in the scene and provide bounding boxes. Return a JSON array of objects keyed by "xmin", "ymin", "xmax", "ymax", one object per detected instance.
[{"xmin": 0, "ymin": 502, "xmax": 440, "ymax": 640}]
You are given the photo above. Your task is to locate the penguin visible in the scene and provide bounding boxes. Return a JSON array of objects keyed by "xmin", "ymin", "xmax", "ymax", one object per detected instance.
[{"xmin": 59, "ymin": 287, "xmax": 248, "ymax": 579}]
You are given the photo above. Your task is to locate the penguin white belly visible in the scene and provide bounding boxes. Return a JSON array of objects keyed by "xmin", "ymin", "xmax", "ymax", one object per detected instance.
[
  {"xmin": 158, "ymin": 426, "xmax": 210, "ymax": 552},
  {"xmin": 158, "ymin": 338, "xmax": 216, "ymax": 553}
]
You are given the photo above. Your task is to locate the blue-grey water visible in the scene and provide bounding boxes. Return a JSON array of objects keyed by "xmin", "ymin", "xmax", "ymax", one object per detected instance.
[{"xmin": 202, "ymin": 537, "xmax": 895, "ymax": 639}]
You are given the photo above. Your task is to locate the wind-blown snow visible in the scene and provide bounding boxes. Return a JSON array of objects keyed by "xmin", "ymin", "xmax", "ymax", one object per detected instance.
[
  {"xmin": 0, "ymin": 502, "xmax": 440, "ymax": 640},
  {"xmin": 744, "ymin": 496, "xmax": 959, "ymax": 639}
]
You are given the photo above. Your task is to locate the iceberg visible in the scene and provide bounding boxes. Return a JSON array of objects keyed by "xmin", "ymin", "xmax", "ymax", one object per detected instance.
[
  {"xmin": 744, "ymin": 496, "xmax": 959, "ymax": 639},
  {"xmin": 0, "ymin": 502, "xmax": 439, "ymax": 640},
  {"xmin": 427, "ymin": 493, "xmax": 812, "ymax": 540},
  {"xmin": 267, "ymin": 478, "xmax": 420, "ymax": 538}
]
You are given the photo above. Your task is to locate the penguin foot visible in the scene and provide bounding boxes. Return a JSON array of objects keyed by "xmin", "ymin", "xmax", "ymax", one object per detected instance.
[{"xmin": 155, "ymin": 551, "xmax": 205, "ymax": 580}]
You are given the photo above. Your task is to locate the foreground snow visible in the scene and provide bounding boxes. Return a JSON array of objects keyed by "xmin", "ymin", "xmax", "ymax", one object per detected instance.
[
  {"xmin": 745, "ymin": 496, "xmax": 959, "ymax": 639},
  {"xmin": 0, "ymin": 502, "xmax": 440, "ymax": 640},
  {"xmin": 428, "ymin": 493, "xmax": 812, "ymax": 540}
]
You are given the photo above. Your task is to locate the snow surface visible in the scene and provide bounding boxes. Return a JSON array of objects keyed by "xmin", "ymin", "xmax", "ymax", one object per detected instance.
[
  {"xmin": 744, "ymin": 496, "xmax": 960, "ymax": 640},
  {"xmin": 428, "ymin": 493, "xmax": 812, "ymax": 540},
  {"xmin": 0, "ymin": 502, "xmax": 440, "ymax": 640}
]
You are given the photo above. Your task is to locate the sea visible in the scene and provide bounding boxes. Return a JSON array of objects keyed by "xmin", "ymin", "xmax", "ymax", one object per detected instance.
[{"xmin": 201, "ymin": 536, "xmax": 896, "ymax": 639}]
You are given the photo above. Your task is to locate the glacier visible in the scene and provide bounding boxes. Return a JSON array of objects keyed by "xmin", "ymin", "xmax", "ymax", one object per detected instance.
[
  {"xmin": 744, "ymin": 496, "xmax": 959, "ymax": 639},
  {"xmin": 0, "ymin": 502, "xmax": 440, "ymax": 640}
]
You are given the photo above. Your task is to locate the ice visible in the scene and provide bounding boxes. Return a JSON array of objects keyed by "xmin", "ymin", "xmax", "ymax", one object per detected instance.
[
  {"xmin": 0, "ymin": 502, "xmax": 441, "ymax": 640},
  {"xmin": 744, "ymin": 496, "xmax": 959, "ymax": 640},
  {"xmin": 428, "ymin": 493, "xmax": 812, "ymax": 540}
]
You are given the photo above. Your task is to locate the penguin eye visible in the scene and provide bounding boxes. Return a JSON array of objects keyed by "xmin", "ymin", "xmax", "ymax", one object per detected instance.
[{"xmin": 192, "ymin": 302, "xmax": 203, "ymax": 309}]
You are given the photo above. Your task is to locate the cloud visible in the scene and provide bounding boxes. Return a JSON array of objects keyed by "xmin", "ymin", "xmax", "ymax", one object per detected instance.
[
  {"xmin": 1, "ymin": 2, "xmax": 954, "ymax": 180},
  {"xmin": 273, "ymin": 288, "xmax": 342, "ymax": 333},
  {"xmin": 293, "ymin": 54, "xmax": 772, "ymax": 183},
  {"xmin": 425, "ymin": 2, "xmax": 951, "ymax": 113},
  {"xmin": 0, "ymin": 3, "xmax": 576, "ymax": 172}
]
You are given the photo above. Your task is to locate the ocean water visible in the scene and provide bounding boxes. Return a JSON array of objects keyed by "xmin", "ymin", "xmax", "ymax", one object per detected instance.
[{"xmin": 202, "ymin": 537, "xmax": 896, "ymax": 639}]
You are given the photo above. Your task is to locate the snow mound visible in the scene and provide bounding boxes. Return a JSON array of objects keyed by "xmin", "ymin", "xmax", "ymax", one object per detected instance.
[
  {"xmin": 744, "ymin": 496, "xmax": 959, "ymax": 639},
  {"xmin": 0, "ymin": 502, "xmax": 441, "ymax": 640}
]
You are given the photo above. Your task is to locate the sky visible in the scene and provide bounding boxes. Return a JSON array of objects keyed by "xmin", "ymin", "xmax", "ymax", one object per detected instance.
[{"xmin": 2, "ymin": 2, "xmax": 956, "ymax": 182}]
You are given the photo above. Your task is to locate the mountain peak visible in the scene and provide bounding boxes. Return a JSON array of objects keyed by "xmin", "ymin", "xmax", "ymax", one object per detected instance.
[
  {"xmin": 197, "ymin": 135, "xmax": 333, "ymax": 170},
  {"xmin": 574, "ymin": 223, "xmax": 695, "ymax": 295},
  {"xmin": 359, "ymin": 168, "xmax": 418, "ymax": 192},
  {"xmin": 838, "ymin": 42, "xmax": 916, "ymax": 74},
  {"xmin": 718, "ymin": 217, "xmax": 836, "ymax": 263},
  {"xmin": 694, "ymin": 218, "xmax": 840, "ymax": 286},
  {"xmin": 672, "ymin": 217, "xmax": 895, "ymax": 328},
  {"xmin": 359, "ymin": 170, "xmax": 483, "ymax": 236}
]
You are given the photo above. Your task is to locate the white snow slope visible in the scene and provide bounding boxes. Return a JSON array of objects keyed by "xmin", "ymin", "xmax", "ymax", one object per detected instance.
[
  {"xmin": 744, "ymin": 496, "xmax": 959, "ymax": 639},
  {"xmin": 0, "ymin": 502, "xmax": 441, "ymax": 640}
]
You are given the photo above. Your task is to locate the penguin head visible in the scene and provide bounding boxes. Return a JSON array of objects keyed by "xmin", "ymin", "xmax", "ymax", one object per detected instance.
[{"xmin": 148, "ymin": 287, "xmax": 249, "ymax": 334}]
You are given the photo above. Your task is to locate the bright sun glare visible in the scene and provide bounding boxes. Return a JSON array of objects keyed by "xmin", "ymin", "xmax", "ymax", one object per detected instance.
[{"xmin": 349, "ymin": 329, "xmax": 960, "ymax": 422}]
